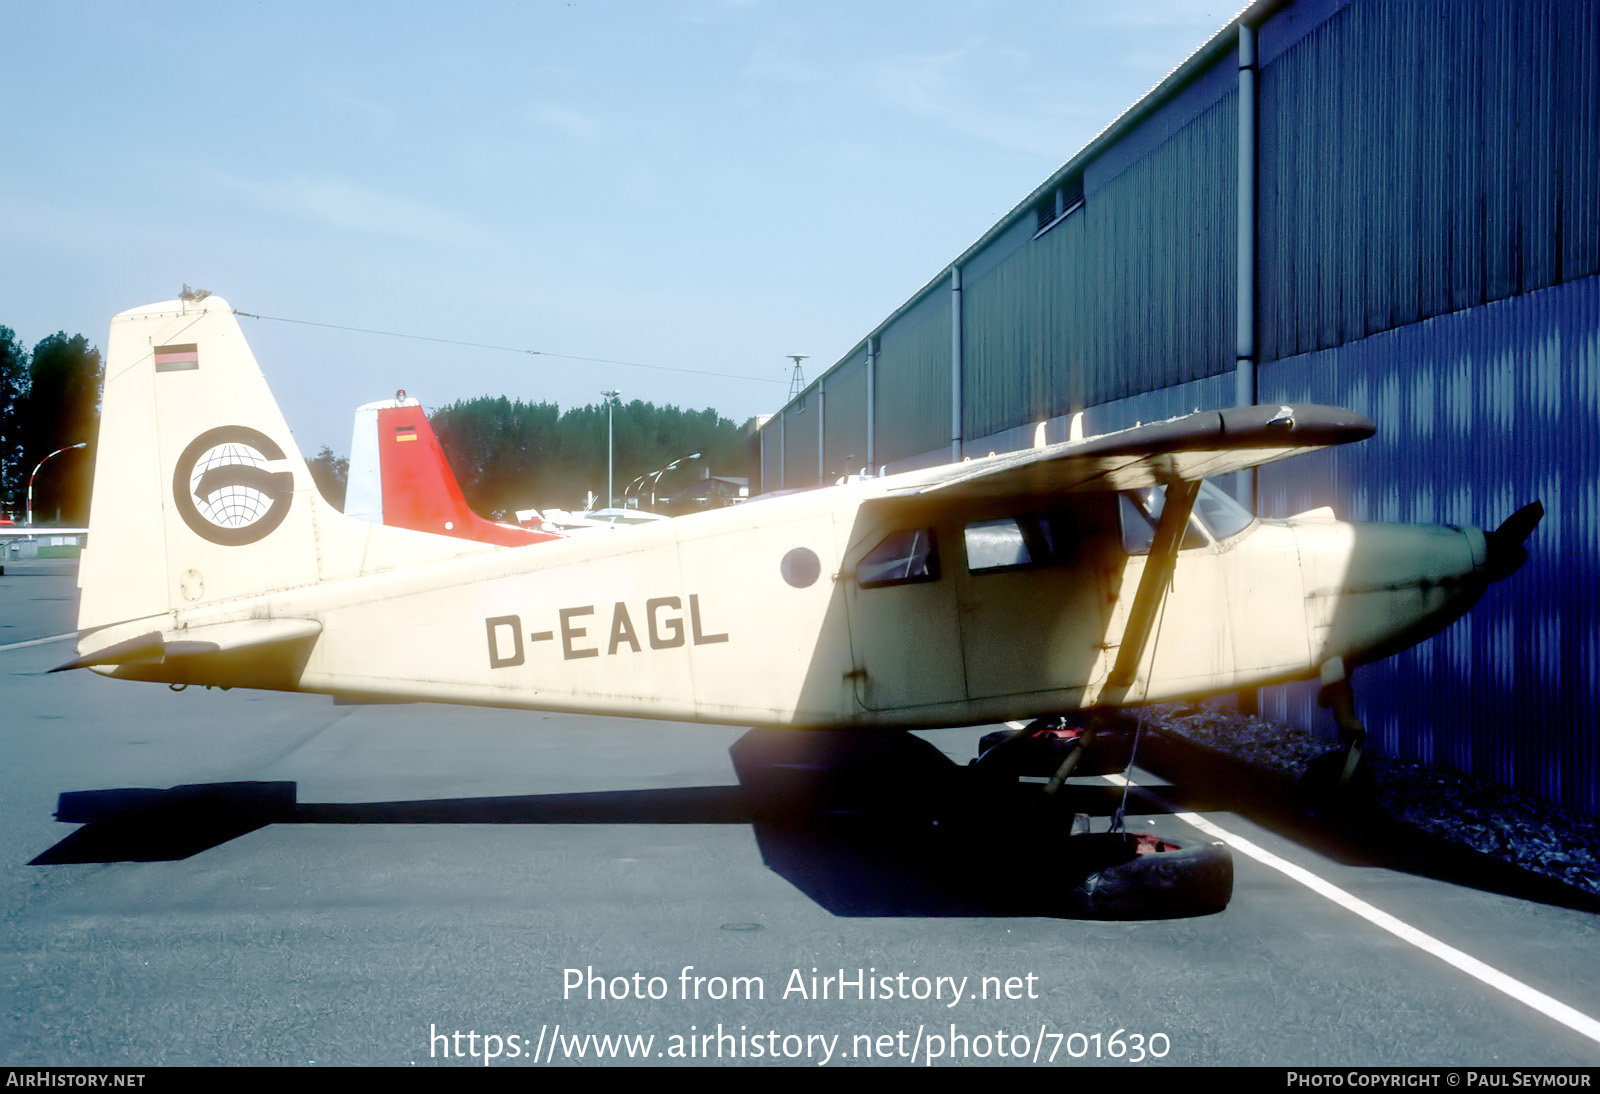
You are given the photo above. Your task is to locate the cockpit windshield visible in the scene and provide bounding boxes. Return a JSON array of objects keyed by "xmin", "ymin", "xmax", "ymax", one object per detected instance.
[
  {"xmin": 1119, "ymin": 479, "xmax": 1255, "ymax": 554},
  {"xmin": 1192, "ymin": 480, "xmax": 1254, "ymax": 540}
]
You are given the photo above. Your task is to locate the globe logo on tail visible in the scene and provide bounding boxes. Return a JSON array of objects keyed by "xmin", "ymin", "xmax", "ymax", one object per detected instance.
[{"xmin": 172, "ymin": 426, "xmax": 295, "ymax": 546}]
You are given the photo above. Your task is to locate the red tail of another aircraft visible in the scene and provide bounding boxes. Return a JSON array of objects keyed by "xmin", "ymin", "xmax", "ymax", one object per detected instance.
[{"xmin": 344, "ymin": 396, "xmax": 561, "ymax": 547}]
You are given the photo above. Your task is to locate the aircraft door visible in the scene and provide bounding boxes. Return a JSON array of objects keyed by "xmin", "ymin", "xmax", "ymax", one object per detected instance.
[
  {"xmin": 842, "ymin": 521, "xmax": 967, "ymax": 712},
  {"xmin": 953, "ymin": 500, "xmax": 1113, "ymax": 703},
  {"xmin": 1101, "ymin": 484, "xmax": 1244, "ymax": 697}
]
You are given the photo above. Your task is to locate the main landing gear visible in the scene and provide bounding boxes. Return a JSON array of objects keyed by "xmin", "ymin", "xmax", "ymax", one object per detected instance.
[
  {"xmin": 970, "ymin": 712, "xmax": 1138, "ymax": 785},
  {"xmin": 970, "ymin": 714, "xmax": 1234, "ymax": 918}
]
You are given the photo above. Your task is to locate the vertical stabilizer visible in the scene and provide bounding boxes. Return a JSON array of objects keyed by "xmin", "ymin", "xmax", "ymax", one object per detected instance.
[
  {"xmin": 78, "ymin": 296, "xmax": 490, "ymax": 640},
  {"xmin": 344, "ymin": 394, "xmax": 417, "ymax": 525},
  {"xmin": 344, "ymin": 395, "xmax": 560, "ymax": 547}
]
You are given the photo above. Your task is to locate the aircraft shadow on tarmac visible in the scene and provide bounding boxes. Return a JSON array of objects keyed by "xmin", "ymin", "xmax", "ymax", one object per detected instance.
[{"xmin": 29, "ymin": 727, "xmax": 1598, "ymax": 918}]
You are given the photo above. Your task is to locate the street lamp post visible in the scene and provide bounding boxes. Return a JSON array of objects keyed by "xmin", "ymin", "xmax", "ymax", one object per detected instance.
[
  {"xmin": 650, "ymin": 452, "xmax": 701, "ymax": 508},
  {"xmin": 622, "ymin": 453, "xmax": 703, "ymax": 510},
  {"xmin": 602, "ymin": 390, "xmax": 620, "ymax": 508},
  {"xmin": 26, "ymin": 442, "xmax": 88, "ymax": 527},
  {"xmin": 624, "ymin": 473, "xmax": 649, "ymax": 507}
]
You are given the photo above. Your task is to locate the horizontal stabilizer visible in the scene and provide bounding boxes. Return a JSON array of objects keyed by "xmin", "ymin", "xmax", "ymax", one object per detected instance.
[
  {"xmin": 54, "ymin": 618, "xmax": 322, "ymax": 672},
  {"xmin": 899, "ymin": 404, "xmax": 1375, "ymax": 500}
]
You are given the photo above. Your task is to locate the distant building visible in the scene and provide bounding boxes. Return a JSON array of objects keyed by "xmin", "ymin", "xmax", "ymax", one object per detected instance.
[{"xmin": 661, "ymin": 473, "xmax": 749, "ymax": 515}]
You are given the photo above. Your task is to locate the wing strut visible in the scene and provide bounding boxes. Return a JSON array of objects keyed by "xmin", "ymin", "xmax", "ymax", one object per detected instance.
[
  {"xmin": 1041, "ymin": 480, "xmax": 1199, "ymax": 798},
  {"xmin": 1041, "ymin": 483, "xmax": 1198, "ymax": 800},
  {"xmin": 1105, "ymin": 479, "xmax": 1201, "ymax": 694}
]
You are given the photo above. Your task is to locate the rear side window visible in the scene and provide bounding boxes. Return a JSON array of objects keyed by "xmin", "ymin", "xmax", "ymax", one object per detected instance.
[
  {"xmin": 858, "ymin": 528, "xmax": 939, "ymax": 588},
  {"xmin": 964, "ymin": 515, "xmax": 1077, "ymax": 573},
  {"xmin": 965, "ymin": 518, "xmax": 1030, "ymax": 571}
]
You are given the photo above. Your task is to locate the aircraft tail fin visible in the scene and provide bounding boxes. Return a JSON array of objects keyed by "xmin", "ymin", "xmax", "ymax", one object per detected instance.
[
  {"xmin": 344, "ymin": 395, "xmax": 560, "ymax": 547},
  {"xmin": 77, "ymin": 296, "xmax": 491, "ymax": 643}
]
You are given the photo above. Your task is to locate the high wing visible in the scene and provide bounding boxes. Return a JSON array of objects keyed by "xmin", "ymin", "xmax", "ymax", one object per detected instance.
[{"xmin": 889, "ymin": 404, "xmax": 1375, "ymax": 501}]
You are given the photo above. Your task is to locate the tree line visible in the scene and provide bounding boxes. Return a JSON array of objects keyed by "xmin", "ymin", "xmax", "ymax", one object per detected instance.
[
  {"xmin": 0, "ymin": 328, "xmax": 102, "ymax": 523},
  {"xmin": 1, "ymin": 323, "xmax": 751, "ymax": 524},
  {"xmin": 428, "ymin": 394, "xmax": 750, "ymax": 518}
]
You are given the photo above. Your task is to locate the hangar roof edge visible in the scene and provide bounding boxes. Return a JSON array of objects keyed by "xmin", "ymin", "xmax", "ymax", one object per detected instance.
[{"xmin": 768, "ymin": 0, "xmax": 1287, "ymax": 423}]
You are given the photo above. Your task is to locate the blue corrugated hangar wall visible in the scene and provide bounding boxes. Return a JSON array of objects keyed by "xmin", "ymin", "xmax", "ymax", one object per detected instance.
[{"xmin": 754, "ymin": 0, "xmax": 1600, "ymax": 817}]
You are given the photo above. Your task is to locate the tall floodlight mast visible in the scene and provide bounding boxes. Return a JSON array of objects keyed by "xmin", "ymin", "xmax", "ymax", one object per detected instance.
[{"xmin": 786, "ymin": 355, "xmax": 808, "ymax": 402}]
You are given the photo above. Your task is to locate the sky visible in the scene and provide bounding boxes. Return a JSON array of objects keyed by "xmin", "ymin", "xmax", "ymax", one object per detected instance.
[{"xmin": 1, "ymin": 0, "xmax": 1232, "ymax": 458}]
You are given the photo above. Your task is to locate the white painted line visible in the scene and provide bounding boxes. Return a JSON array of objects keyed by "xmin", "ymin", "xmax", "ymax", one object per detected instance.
[
  {"xmin": 1104, "ymin": 771, "xmax": 1600, "ymax": 1048},
  {"xmin": 0, "ymin": 631, "xmax": 75, "ymax": 653}
]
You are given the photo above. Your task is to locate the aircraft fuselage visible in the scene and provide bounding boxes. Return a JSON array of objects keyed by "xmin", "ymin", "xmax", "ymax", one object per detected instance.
[{"xmin": 94, "ymin": 474, "xmax": 1493, "ymax": 731}]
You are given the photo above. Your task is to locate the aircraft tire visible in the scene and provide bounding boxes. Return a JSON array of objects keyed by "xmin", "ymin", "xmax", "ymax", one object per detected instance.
[{"xmin": 1068, "ymin": 833, "xmax": 1233, "ymax": 918}]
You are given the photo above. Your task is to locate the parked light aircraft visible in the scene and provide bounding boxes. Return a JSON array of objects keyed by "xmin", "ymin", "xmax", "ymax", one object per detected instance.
[
  {"xmin": 63, "ymin": 296, "xmax": 1542, "ymax": 797},
  {"xmin": 343, "ymin": 394, "xmax": 560, "ymax": 547},
  {"xmin": 342, "ymin": 392, "xmax": 667, "ymax": 540},
  {"xmin": 0, "ymin": 525, "xmax": 88, "ymax": 538},
  {"xmin": 524, "ymin": 507, "xmax": 672, "ymax": 534}
]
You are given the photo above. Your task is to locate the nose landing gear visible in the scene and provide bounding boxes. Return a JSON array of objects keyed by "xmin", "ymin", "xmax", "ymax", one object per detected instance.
[
  {"xmin": 1300, "ymin": 655, "xmax": 1371, "ymax": 802},
  {"xmin": 1320, "ymin": 656, "xmax": 1367, "ymax": 789}
]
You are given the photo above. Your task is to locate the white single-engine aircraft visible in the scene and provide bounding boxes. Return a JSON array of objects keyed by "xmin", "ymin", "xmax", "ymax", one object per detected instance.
[{"xmin": 62, "ymin": 297, "xmax": 1541, "ymax": 834}]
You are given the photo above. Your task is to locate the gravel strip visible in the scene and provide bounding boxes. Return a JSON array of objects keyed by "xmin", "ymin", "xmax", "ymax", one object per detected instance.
[{"xmin": 1139, "ymin": 703, "xmax": 1600, "ymax": 900}]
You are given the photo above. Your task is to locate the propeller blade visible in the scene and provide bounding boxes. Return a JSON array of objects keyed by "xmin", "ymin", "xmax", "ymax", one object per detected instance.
[{"xmin": 1482, "ymin": 500, "xmax": 1544, "ymax": 583}]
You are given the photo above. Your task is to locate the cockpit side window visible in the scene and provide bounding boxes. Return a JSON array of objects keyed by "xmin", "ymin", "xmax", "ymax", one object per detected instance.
[{"xmin": 857, "ymin": 528, "xmax": 939, "ymax": 588}]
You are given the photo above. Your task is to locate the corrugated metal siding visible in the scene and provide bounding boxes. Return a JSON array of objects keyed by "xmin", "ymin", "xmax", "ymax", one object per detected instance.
[
  {"xmin": 781, "ymin": 392, "xmax": 819, "ymax": 487},
  {"xmin": 1257, "ymin": 275, "xmax": 1600, "ymax": 816},
  {"xmin": 822, "ymin": 349, "xmax": 868, "ymax": 478},
  {"xmin": 963, "ymin": 372, "xmax": 1238, "ymax": 461},
  {"xmin": 760, "ymin": 422, "xmax": 782, "ymax": 494},
  {"xmin": 873, "ymin": 288, "xmax": 951, "ymax": 465},
  {"xmin": 1557, "ymin": 0, "xmax": 1600, "ymax": 284},
  {"xmin": 961, "ymin": 88, "xmax": 1237, "ymax": 441},
  {"xmin": 961, "ymin": 213, "xmax": 1086, "ymax": 437},
  {"xmin": 1083, "ymin": 46, "xmax": 1242, "ymax": 195},
  {"xmin": 1258, "ymin": 0, "xmax": 1600, "ymax": 363},
  {"xmin": 1081, "ymin": 88, "xmax": 1238, "ymax": 403},
  {"xmin": 1075, "ymin": 373, "xmax": 1237, "ymax": 437}
]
